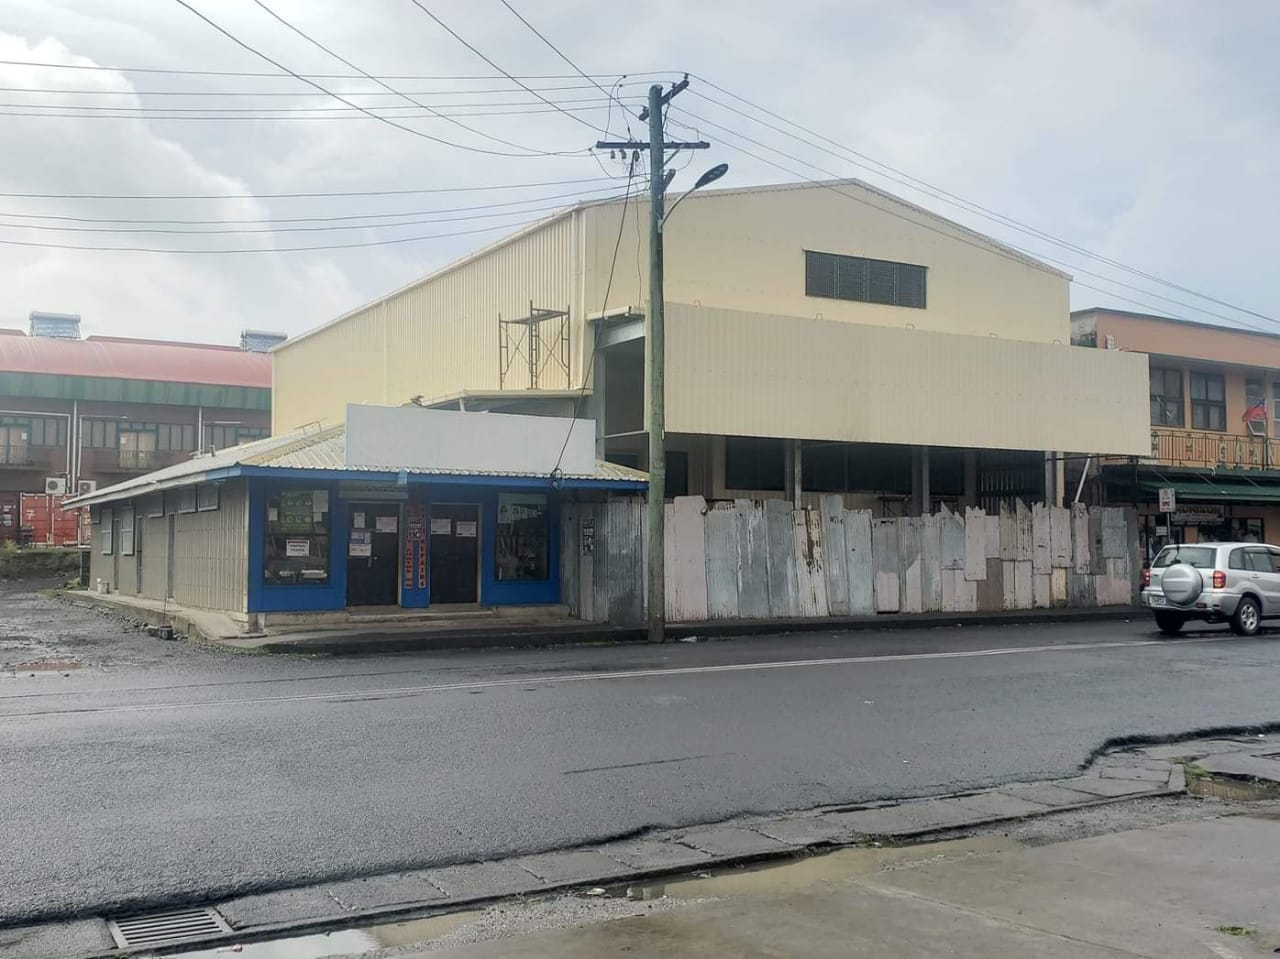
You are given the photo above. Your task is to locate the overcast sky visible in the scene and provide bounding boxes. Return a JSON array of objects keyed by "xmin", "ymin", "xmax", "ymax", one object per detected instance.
[{"xmin": 1, "ymin": 0, "xmax": 1277, "ymax": 343}]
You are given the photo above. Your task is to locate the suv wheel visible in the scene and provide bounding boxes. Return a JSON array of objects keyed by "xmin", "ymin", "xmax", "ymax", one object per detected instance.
[
  {"xmin": 1154, "ymin": 611, "xmax": 1186, "ymax": 635},
  {"xmin": 1232, "ymin": 597, "xmax": 1261, "ymax": 636}
]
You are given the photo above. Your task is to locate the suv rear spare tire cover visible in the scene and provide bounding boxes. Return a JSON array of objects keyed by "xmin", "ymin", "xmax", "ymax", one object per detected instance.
[{"xmin": 1161, "ymin": 563, "xmax": 1204, "ymax": 605}]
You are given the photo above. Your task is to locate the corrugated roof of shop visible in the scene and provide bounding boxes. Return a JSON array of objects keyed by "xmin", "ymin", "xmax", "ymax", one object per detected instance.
[
  {"xmin": 0, "ymin": 333, "xmax": 271, "ymax": 387},
  {"xmin": 69, "ymin": 424, "xmax": 646, "ymax": 506}
]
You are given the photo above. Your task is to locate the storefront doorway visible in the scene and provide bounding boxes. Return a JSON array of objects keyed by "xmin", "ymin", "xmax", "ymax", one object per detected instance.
[
  {"xmin": 347, "ymin": 503, "xmax": 401, "ymax": 606},
  {"xmin": 429, "ymin": 503, "xmax": 480, "ymax": 604}
]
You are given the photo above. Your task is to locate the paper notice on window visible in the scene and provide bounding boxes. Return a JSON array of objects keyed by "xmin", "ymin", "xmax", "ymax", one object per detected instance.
[
  {"xmin": 348, "ymin": 542, "xmax": 372, "ymax": 558},
  {"xmin": 268, "ymin": 508, "xmax": 278, "ymax": 522},
  {"xmin": 352, "ymin": 511, "xmax": 365, "ymax": 529},
  {"xmin": 313, "ymin": 490, "xmax": 329, "ymax": 513},
  {"xmin": 285, "ymin": 538, "xmax": 310, "ymax": 557},
  {"xmin": 456, "ymin": 520, "xmax": 478, "ymax": 538},
  {"xmin": 430, "ymin": 517, "xmax": 452, "ymax": 535},
  {"xmin": 376, "ymin": 515, "xmax": 398, "ymax": 533}
]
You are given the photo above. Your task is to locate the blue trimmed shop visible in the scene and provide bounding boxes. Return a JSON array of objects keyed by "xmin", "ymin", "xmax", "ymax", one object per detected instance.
[{"xmin": 71, "ymin": 407, "xmax": 646, "ymax": 628}]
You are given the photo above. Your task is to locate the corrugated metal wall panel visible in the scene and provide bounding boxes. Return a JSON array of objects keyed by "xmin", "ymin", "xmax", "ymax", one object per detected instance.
[
  {"xmin": 171, "ymin": 483, "xmax": 249, "ymax": 613},
  {"xmin": 272, "ymin": 215, "xmax": 580, "ymax": 434}
]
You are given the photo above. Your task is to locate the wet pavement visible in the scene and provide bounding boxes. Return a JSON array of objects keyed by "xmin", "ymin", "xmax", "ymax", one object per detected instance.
[{"xmin": 5, "ymin": 581, "xmax": 1280, "ymax": 937}]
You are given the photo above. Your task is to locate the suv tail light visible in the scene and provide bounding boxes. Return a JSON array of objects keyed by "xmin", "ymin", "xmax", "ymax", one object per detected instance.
[
  {"xmin": 1213, "ymin": 570, "xmax": 1227, "ymax": 589},
  {"xmin": 1141, "ymin": 569, "xmax": 1151, "ymax": 587}
]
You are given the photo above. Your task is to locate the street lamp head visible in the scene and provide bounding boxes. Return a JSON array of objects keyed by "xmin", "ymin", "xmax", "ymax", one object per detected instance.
[{"xmin": 693, "ymin": 162, "xmax": 729, "ymax": 191}]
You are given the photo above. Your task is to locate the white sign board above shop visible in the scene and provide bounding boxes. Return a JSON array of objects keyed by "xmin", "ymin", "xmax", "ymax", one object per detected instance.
[
  {"xmin": 1158, "ymin": 487, "xmax": 1177, "ymax": 512},
  {"xmin": 344, "ymin": 405, "xmax": 596, "ymax": 477}
]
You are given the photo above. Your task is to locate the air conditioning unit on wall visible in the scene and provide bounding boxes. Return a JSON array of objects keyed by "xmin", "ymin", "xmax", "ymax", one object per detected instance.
[
  {"xmin": 45, "ymin": 477, "xmax": 67, "ymax": 495},
  {"xmin": 77, "ymin": 480, "xmax": 97, "ymax": 495}
]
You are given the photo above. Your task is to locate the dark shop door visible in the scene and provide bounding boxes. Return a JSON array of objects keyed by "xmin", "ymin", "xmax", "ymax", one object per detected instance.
[
  {"xmin": 347, "ymin": 503, "xmax": 401, "ymax": 607},
  {"xmin": 429, "ymin": 504, "xmax": 480, "ymax": 605}
]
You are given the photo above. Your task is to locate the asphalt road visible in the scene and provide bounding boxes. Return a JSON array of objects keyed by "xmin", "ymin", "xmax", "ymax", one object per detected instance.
[{"xmin": 4, "ymin": 587, "xmax": 1280, "ymax": 926}]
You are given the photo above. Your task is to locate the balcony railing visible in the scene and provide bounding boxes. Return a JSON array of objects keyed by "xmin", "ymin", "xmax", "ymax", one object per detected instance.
[
  {"xmin": 1150, "ymin": 427, "xmax": 1280, "ymax": 470},
  {"xmin": 0, "ymin": 444, "xmax": 31, "ymax": 467}
]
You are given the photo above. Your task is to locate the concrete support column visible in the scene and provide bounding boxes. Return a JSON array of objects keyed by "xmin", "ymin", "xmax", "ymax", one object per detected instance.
[
  {"xmin": 920, "ymin": 445, "xmax": 930, "ymax": 515},
  {"xmin": 962, "ymin": 449, "xmax": 978, "ymax": 509},
  {"xmin": 1044, "ymin": 451, "xmax": 1058, "ymax": 507},
  {"xmin": 589, "ymin": 347, "xmax": 607, "ymax": 458}
]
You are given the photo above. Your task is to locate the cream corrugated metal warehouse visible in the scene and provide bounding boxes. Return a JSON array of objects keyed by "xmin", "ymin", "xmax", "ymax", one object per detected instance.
[{"xmin": 274, "ymin": 178, "xmax": 1149, "ymax": 513}]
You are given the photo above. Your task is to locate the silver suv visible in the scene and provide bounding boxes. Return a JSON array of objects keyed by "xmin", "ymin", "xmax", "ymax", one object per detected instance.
[{"xmin": 1142, "ymin": 541, "xmax": 1280, "ymax": 636}]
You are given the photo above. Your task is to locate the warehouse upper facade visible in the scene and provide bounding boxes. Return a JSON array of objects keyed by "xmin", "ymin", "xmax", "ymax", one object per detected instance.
[{"xmin": 274, "ymin": 178, "xmax": 1149, "ymax": 513}]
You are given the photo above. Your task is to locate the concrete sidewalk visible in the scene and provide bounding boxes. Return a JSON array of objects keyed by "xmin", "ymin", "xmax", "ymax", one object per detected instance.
[
  {"xmin": 412, "ymin": 813, "xmax": 1280, "ymax": 958},
  {"xmin": 61, "ymin": 588, "xmax": 1142, "ymax": 654}
]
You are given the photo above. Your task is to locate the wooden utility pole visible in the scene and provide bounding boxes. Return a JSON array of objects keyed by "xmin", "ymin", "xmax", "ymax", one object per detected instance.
[{"xmin": 596, "ymin": 78, "xmax": 709, "ymax": 642}]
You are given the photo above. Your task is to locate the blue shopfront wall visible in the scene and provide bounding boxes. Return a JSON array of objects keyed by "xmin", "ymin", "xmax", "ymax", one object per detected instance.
[{"xmin": 243, "ymin": 470, "xmax": 619, "ymax": 614}]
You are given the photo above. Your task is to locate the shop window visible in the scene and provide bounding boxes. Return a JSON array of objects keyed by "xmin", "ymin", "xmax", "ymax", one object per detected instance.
[
  {"xmin": 264, "ymin": 489, "xmax": 330, "ymax": 586},
  {"xmin": 197, "ymin": 483, "xmax": 219, "ymax": 512},
  {"xmin": 495, "ymin": 493, "xmax": 549, "ymax": 581},
  {"xmin": 1190, "ymin": 371, "xmax": 1226, "ymax": 431},
  {"xmin": 724, "ymin": 437, "xmax": 786, "ymax": 491},
  {"xmin": 1149, "ymin": 367, "xmax": 1184, "ymax": 427},
  {"xmin": 178, "ymin": 487, "xmax": 197, "ymax": 514},
  {"xmin": 120, "ymin": 506, "xmax": 135, "ymax": 557},
  {"xmin": 1245, "ymin": 378, "xmax": 1268, "ymax": 436},
  {"xmin": 101, "ymin": 507, "xmax": 113, "ymax": 554},
  {"xmin": 145, "ymin": 495, "xmax": 164, "ymax": 518}
]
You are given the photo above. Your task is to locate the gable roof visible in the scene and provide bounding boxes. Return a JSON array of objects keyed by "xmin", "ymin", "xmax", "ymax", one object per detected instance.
[{"xmin": 0, "ymin": 334, "xmax": 271, "ymax": 388}]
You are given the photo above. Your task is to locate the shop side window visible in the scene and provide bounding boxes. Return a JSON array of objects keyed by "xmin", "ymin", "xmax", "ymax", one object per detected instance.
[
  {"xmin": 495, "ymin": 493, "xmax": 549, "ymax": 581},
  {"xmin": 264, "ymin": 489, "xmax": 330, "ymax": 585}
]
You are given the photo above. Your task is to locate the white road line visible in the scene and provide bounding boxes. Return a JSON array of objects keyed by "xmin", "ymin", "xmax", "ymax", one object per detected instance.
[{"xmin": 0, "ymin": 634, "xmax": 1241, "ymax": 720}]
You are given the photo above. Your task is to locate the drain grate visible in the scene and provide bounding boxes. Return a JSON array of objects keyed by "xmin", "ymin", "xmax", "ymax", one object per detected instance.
[{"xmin": 107, "ymin": 906, "xmax": 232, "ymax": 948}]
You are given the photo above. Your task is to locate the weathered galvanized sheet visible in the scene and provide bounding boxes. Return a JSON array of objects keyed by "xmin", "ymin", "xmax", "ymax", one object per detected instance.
[
  {"xmin": 985, "ymin": 513, "xmax": 1001, "ymax": 559},
  {"xmin": 1089, "ymin": 510, "xmax": 1106, "ymax": 575},
  {"xmin": 1050, "ymin": 506, "xmax": 1072, "ymax": 568},
  {"xmin": 605, "ymin": 497, "xmax": 643, "ymax": 625},
  {"xmin": 1033, "ymin": 573, "xmax": 1051, "ymax": 609},
  {"xmin": 764, "ymin": 498, "xmax": 799, "ymax": 617},
  {"xmin": 845, "ymin": 509, "xmax": 875, "ymax": 614},
  {"xmin": 793, "ymin": 508, "xmax": 829, "ymax": 617},
  {"xmin": 899, "ymin": 517, "xmax": 924, "ymax": 614},
  {"xmin": 665, "ymin": 496, "xmax": 709, "ymax": 622},
  {"xmin": 1051, "ymin": 567, "xmax": 1068, "ymax": 607},
  {"xmin": 1100, "ymin": 557, "xmax": 1132, "ymax": 606},
  {"xmin": 1072, "ymin": 504, "xmax": 1091, "ymax": 574},
  {"xmin": 940, "ymin": 507, "xmax": 966, "ymax": 570},
  {"xmin": 1069, "ymin": 570, "xmax": 1096, "ymax": 608},
  {"xmin": 1101, "ymin": 507, "xmax": 1128, "ymax": 559},
  {"xmin": 1001, "ymin": 560, "xmax": 1018, "ymax": 610},
  {"xmin": 872, "ymin": 518, "xmax": 900, "ymax": 613},
  {"xmin": 734, "ymin": 499, "xmax": 770, "ymax": 619},
  {"xmin": 920, "ymin": 514, "xmax": 943, "ymax": 612},
  {"xmin": 954, "ymin": 569, "xmax": 978, "ymax": 612},
  {"xmin": 703, "ymin": 503, "xmax": 739, "ymax": 620},
  {"xmin": 964, "ymin": 508, "xmax": 988, "ymax": 582},
  {"xmin": 977, "ymin": 558, "xmax": 1004, "ymax": 611},
  {"xmin": 999, "ymin": 509, "xmax": 1017, "ymax": 561},
  {"xmin": 820, "ymin": 495, "xmax": 849, "ymax": 616},
  {"xmin": 560, "ymin": 503, "xmax": 580, "ymax": 617},
  {"xmin": 1015, "ymin": 502, "xmax": 1033, "ymax": 562},
  {"xmin": 1032, "ymin": 503, "xmax": 1051, "ymax": 575},
  {"xmin": 1015, "ymin": 560, "xmax": 1034, "ymax": 609}
]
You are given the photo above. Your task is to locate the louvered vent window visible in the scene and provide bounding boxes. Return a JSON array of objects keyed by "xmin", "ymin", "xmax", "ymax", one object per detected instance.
[{"xmin": 804, "ymin": 250, "xmax": 927, "ymax": 309}]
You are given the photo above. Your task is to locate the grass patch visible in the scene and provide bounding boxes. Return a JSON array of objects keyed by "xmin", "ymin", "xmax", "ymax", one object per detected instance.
[
  {"xmin": 0, "ymin": 545, "xmax": 85, "ymax": 579},
  {"xmin": 1216, "ymin": 925, "xmax": 1255, "ymax": 937}
]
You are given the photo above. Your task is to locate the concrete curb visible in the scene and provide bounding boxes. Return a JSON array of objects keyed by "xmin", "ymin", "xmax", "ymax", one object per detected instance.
[
  {"xmin": 251, "ymin": 607, "xmax": 1145, "ymax": 656},
  {"xmin": 19, "ymin": 755, "xmax": 1184, "ymax": 959}
]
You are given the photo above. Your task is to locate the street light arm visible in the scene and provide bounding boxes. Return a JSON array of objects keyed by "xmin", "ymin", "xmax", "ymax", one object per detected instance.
[{"xmin": 658, "ymin": 162, "xmax": 729, "ymax": 232}]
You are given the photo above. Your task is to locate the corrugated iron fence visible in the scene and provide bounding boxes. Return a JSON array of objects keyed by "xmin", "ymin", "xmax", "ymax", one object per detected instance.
[{"xmin": 562, "ymin": 496, "xmax": 1138, "ymax": 626}]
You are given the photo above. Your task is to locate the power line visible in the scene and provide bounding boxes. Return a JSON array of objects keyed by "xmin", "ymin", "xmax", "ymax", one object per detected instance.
[
  {"xmin": 0, "ymin": 174, "xmax": 620, "ymax": 201},
  {"xmin": 0, "ymin": 103, "xmax": 621, "ymax": 122},
  {"xmin": 0, "ymin": 96, "xmax": 615, "ymax": 113},
  {"xmin": 0, "ymin": 210, "xmax": 571, "ymax": 254},
  {"xmin": 171, "ymin": 0, "xmax": 584, "ymax": 158},
  {"xmin": 673, "ymin": 107, "xmax": 1280, "ymax": 337},
  {"xmin": 0, "ymin": 191, "xmax": 622, "ymax": 235},
  {"xmin": 550, "ymin": 157, "xmax": 637, "ymax": 478},
  {"xmin": 249, "ymin": 0, "xmax": 576, "ymax": 157},
  {"xmin": 402, "ymin": 0, "xmax": 603, "ymax": 135},
  {"xmin": 0, "ymin": 184, "xmax": 623, "ymax": 225},
  {"xmin": 0, "ymin": 82, "xmax": 619, "ymax": 96},
  {"xmin": 685, "ymin": 77, "xmax": 1277, "ymax": 329},
  {"xmin": 496, "ymin": 0, "xmax": 639, "ymax": 136},
  {"xmin": 0, "ymin": 57, "xmax": 676, "ymax": 81}
]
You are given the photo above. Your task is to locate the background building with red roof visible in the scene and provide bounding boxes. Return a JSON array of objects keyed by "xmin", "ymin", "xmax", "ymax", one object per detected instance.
[{"xmin": 0, "ymin": 312, "xmax": 279, "ymax": 544}]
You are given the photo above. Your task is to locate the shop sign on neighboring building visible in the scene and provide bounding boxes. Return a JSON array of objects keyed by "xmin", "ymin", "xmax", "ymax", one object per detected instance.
[{"xmin": 1158, "ymin": 487, "xmax": 1176, "ymax": 512}]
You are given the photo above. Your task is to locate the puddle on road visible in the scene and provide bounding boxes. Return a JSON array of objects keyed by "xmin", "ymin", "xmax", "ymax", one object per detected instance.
[{"xmin": 164, "ymin": 912, "xmax": 478, "ymax": 959}]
